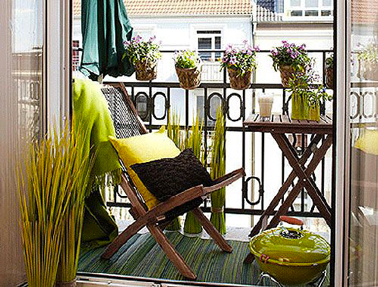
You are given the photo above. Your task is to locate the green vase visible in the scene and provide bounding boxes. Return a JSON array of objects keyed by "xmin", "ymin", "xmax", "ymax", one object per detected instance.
[
  {"xmin": 309, "ymin": 103, "xmax": 320, "ymax": 121},
  {"xmin": 291, "ymin": 93, "xmax": 309, "ymax": 120}
]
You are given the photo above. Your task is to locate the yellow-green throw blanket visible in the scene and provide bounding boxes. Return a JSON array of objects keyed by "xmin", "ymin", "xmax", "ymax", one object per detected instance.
[{"xmin": 73, "ymin": 78, "xmax": 121, "ymax": 250}]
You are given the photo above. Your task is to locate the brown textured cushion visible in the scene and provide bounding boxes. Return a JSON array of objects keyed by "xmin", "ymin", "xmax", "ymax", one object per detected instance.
[{"xmin": 130, "ymin": 149, "xmax": 213, "ymax": 219}]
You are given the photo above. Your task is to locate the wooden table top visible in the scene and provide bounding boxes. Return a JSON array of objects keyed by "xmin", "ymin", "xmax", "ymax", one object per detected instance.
[{"xmin": 243, "ymin": 114, "xmax": 333, "ymax": 134}]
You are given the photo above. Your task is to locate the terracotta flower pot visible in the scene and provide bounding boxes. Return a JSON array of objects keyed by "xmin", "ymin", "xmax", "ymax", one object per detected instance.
[
  {"xmin": 279, "ymin": 65, "xmax": 296, "ymax": 88},
  {"xmin": 175, "ymin": 66, "xmax": 201, "ymax": 90},
  {"xmin": 325, "ymin": 67, "xmax": 334, "ymax": 89},
  {"xmin": 135, "ymin": 60, "xmax": 157, "ymax": 81},
  {"xmin": 227, "ymin": 68, "xmax": 252, "ymax": 90}
]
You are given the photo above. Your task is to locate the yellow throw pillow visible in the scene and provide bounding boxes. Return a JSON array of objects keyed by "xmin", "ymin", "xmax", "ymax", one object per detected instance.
[
  {"xmin": 354, "ymin": 129, "xmax": 378, "ymax": 156},
  {"xmin": 109, "ymin": 127, "xmax": 180, "ymax": 209}
]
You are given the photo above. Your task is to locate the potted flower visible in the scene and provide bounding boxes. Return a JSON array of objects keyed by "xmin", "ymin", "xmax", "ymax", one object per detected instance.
[
  {"xmin": 124, "ymin": 35, "xmax": 162, "ymax": 81},
  {"xmin": 357, "ymin": 43, "xmax": 378, "ymax": 81},
  {"xmin": 288, "ymin": 67, "xmax": 332, "ymax": 121},
  {"xmin": 308, "ymin": 86, "xmax": 332, "ymax": 121},
  {"xmin": 325, "ymin": 54, "xmax": 334, "ymax": 89},
  {"xmin": 270, "ymin": 41, "xmax": 311, "ymax": 87},
  {"xmin": 220, "ymin": 41, "xmax": 258, "ymax": 90},
  {"xmin": 173, "ymin": 50, "xmax": 202, "ymax": 90}
]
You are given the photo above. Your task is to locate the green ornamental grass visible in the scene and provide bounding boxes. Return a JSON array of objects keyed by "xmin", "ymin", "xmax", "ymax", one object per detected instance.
[
  {"xmin": 18, "ymin": 120, "xmax": 93, "ymax": 287},
  {"xmin": 210, "ymin": 108, "xmax": 226, "ymax": 234}
]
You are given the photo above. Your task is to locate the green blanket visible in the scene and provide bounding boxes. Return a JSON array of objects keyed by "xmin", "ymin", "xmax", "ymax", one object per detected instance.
[{"xmin": 73, "ymin": 78, "xmax": 121, "ymax": 250}]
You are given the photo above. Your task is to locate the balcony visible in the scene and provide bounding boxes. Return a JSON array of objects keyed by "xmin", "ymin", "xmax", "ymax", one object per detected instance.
[{"xmin": 72, "ymin": 48, "xmax": 335, "ymax": 286}]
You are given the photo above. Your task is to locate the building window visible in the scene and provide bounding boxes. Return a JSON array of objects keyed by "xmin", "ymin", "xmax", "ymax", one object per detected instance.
[
  {"xmin": 197, "ymin": 30, "xmax": 222, "ymax": 61},
  {"xmin": 288, "ymin": 0, "xmax": 332, "ymax": 17},
  {"xmin": 72, "ymin": 40, "xmax": 80, "ymax": 71}
]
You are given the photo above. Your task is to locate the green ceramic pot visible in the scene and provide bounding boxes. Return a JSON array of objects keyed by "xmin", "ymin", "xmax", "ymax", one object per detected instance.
[{"xmin": 249, "ymin": 227, "xmax": 330, "ymax": 285}]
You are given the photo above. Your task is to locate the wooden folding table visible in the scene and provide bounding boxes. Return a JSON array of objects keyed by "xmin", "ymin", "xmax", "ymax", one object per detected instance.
[{"xmin": 243, "ymin": 114, "xmax": 333, "ymax": 264}]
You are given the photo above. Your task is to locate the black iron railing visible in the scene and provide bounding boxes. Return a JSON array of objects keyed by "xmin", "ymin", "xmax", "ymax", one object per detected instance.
[{"xmin": 98, "ymin": 48, "xmax": 334, "ymax": 220}]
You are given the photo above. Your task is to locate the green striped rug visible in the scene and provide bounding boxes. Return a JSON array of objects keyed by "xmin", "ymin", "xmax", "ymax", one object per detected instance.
[{"xmin": 78, "ymin": 231, "xmax": 329, "ymax": 286}]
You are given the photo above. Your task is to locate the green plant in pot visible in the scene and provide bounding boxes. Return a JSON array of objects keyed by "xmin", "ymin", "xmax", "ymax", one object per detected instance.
[
  {"xmin": 357, "ymin": 43, "xmax": 378, "ymax": 81},
  {"xmin": 18, "ymin": 121, "xmax": 93, "ymax": 287},
  {"xmin": 308, "ymin": 86, "xmax": 332, "ymax": 121},
  {"xmin": 270, "ymin": 41, "xmax": 311, "ymax": 88},
  {"xmin": 288, "ymin": 67, "xmax": 331, "ymax": 121},
  {"xmin": 220, "ymin": 41, "xmax": 258, "ymax": 90},
  {"xmin": 124, "ymin": 35, "xmax": 162, "ymax": 81},
  {"xmin": 174, "ymin": 50, "xmax": 202, "ymax": 90},
  {"xmin": 325, "ymin": 53, "xmax": 334, "ymax": 89}
]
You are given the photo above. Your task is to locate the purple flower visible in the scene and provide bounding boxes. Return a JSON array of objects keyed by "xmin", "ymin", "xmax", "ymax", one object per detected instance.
[
  {"xmin": 243, "ymin": 40, "xmax": 248, "ymax": 45},
  {"xmin": 282, "ymin": 40, "xmax": 290, "ymax": 48},
  {"xmin": 148, "ymin": 35, "xmax": 156, "ymax": 42},
  {"xmin": 299, "ymin": 44, "xmax": 306, "ymax": 50},
  {"xmin": 254, "ymin": 46, "xmax": 260, "ymax": 52},
  {"xmin": 271, "ymin": 49, "xmax": 278, "ymax": 56},
  {"xmin": 230, "ymin": 56, "xmax": 237, "ymax": 65}
]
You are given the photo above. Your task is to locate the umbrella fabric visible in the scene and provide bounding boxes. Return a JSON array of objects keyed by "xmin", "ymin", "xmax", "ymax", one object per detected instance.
[{"xmin": 80, "ymin": 0, "xmax": 134, "ymax": 80}]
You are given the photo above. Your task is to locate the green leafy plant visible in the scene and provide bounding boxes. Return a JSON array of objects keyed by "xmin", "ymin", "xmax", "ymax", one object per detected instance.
[
  {"xmin": 288, "ymin": 65, "xmax": 332, "ymax": 120},
  {"xmin": 56, "ymin": 123, "xmax": 94, "ymax": 285},
  {"xmin": 210, "ymin": 107, "xmax": 226, "ymax": 234},
  {"xmin": 18, "ymin": 121, "xmax": 92, "ymax": 287},
  {"xmin": 123, "ymin": 35, "xmax": 162, "ymax": 65},
  {"xmin": 270, "ymin": 41, "xmax": 311, "ymax": 72},
  {"xmin": 183, "ymin": 115, "xmax": 205, "ymax": 234},
  {"xmin": 357, "ymin": 43, "xmax": 378, "ymax": 63},
  {"xmin": 325, "ymin": 54, "xmax": 334, "ymax": 69},
  {"xmin": 166, "ymin": 111, "xmax": 205, "ymax": 234},
  {"xmin": 174, "ymin": 50, "xmax": 202, "ymax": 69},
  {"xmin": 220, "ymin": 41, "xmax": 259, "ymax": 76}
]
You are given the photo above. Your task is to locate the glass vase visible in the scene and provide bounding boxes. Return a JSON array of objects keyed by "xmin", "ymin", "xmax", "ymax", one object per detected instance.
[
  {"xmin": 309, "ymin": 102, "xmax": 320, "ymax": 121},
  {"xmin": 291, "ymin": 93, "xmax": 309, "ymax": 120}
]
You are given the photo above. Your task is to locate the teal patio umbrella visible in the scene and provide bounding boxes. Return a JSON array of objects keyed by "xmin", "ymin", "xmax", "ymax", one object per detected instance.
[{"xmin": 80, "ymin": 0, "xmax": 134, "ymax": 80}]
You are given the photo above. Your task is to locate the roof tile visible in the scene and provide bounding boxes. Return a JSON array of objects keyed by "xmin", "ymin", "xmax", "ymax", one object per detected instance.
[{"xmin": 73, "ymin": 0, "xmax": 252, "ymax": 17}]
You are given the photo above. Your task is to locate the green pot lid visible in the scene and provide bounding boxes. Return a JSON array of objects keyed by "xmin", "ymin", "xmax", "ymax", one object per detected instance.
[{"xmin": 249, "ymin": 227, "xmax": 330, "ymax": 266}]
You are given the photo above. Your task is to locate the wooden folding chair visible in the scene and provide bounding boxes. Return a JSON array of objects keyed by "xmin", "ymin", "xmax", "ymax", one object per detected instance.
[{"xmin": 100, "ymin": 83, "xmax": 245, "ymax": 280}]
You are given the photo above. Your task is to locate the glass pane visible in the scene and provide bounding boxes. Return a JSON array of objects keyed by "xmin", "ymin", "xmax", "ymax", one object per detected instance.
[
  {"xmin": 13, "ymin": 0, "xmax": 43, "ymax": 140},
  {"xmin": 198, "ymin": 37, "xmax": 212, "ymax": 61},
  {"xmin": 305, "ymin": 0, "xmax": 318, "ymax": 8},
  {"xmin": 348, "ymin": 0, "xmax": 378, "ymax": 284},
  {"xmin": 291, "ymin": 10, "xmax": 303, "ymax": 16},
  {"xmin": 322, "ymin": 0, "xmax": 332, "ymax": 6},
  {"xmin": 321, "ymin": 10, "xmax": 332, "ymax": 16},
  {"xmin": 215, "ymin": 36, "xmax": 221, "ymax": 60},
  {"xmin": 197, "ymin": 30, "xmax": 221, "ymax": 34},
  {"xmin": 305, "ymin": 10, "xmax": 319, "ymax": 16},
  {"xmin": 290, "ymin": 0, "xmax": 301, "ymax": 6},
  {"xmin": 0, "ymin": 1, "xmax": 43, "ymax": 283}
]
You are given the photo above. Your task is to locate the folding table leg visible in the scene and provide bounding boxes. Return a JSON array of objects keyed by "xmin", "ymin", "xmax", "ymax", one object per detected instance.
[
  {"xmin": 247, "ymin": 134, "xmax": 324, "ymax": 238},
  {"xmin": 244, "ymin": 134, "xmax": 331, "ymax": 264},
  {"xmin": 273, "ymin": 133, "xmax": 332, "ymax": 225}
]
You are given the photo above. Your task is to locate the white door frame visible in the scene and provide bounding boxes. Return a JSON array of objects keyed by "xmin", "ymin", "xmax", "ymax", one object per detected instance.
[{"xmin": 334, "ymin": 0, "xmax": 351, "ymax": 285}]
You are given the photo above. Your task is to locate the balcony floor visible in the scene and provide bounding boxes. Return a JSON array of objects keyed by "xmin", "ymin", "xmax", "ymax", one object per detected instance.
[{"xmin": 78, "ymin": 227, "xmax": 330, "ymax": 286}]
